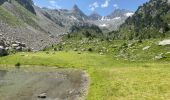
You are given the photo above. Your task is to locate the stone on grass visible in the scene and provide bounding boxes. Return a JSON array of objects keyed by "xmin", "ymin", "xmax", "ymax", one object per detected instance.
[
  {"xmin": 159, "ymin": 40, "xmax": 170, "ymax": 46},
  {"xmin": 16, "ymin": 47, "xmax": 22, "ymax": 51},
  {"xmin": 143, "ymin": 46, "xmax": 150, "ymax": 50},
  {"xmin": 74, "ymin": 48, "xmax": 78, "ymax": 51},
  {"xmin": 99, "ymin": 52, "xmax": 104, "ymax": 55},
  {"xmin": 81, "ymin": 48, "xmax": 86, "ymax": 51},
  {"xmin": 155, "ymin": 53, "xmax": 165, "ymax": 60}
]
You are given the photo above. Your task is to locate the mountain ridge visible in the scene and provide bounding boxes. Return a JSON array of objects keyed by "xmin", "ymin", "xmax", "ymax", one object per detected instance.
[
  {"xmin": 118, "ymin": 0, "xmax": 170, "ymax": 39},
  {"xmin": 0, "ymin": 0, "xmax": 133, "ymax": 50}
]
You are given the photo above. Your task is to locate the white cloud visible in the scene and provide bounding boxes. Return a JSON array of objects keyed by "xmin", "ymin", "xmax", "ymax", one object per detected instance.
[
  {"xmin": 101, "ymin": 0, "xmax": 110, "ymax": 8},
  {"xmin": 49, "ymin": 0, "xmax": 56, "ymax": 5},
  {"xmin": 89, "ymin": 2, "xmax": 99, "ymax": 11},
  {"xmin": 113, "ymin": 4, "xmax": 119, "ymax": 9},
  {"xmin": 48, "ymin": 0, "xmax": 61, "ymax": 9}
]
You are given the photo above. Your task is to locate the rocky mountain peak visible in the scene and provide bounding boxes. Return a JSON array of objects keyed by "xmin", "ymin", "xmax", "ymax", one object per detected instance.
[
  {"xmin": 72, "ymin": 4, "xmax": 79, "ymax": 10},
  {"xmin": 107, "ymin": 9, "xmax": 133, "ymax": 18},
  {"xmin": 71, "ymin": 4, "xmax": 88, "ymax": 20},
  {"xmin": 88, "ymin": 12, "xmax": 102, "ymax": 20},
  {"xmin": 72, "ymin": 4, "xmax": 82, "ymax": 13}
]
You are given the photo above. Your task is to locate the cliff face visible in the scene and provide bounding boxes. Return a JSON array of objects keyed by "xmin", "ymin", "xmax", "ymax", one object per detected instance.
[{"xmin": 15, "ymin": 0, "xmax": 36, "ymax": 14}]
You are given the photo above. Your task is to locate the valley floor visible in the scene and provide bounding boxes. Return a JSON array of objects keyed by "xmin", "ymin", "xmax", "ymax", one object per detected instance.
[{"xmin": 0, "ymin": 51, "xmax": 170, "ymax": 100}]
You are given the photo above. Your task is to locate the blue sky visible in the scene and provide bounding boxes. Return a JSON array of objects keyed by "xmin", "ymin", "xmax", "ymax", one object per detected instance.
[{"xmin": 33, "ymin": 0, "xmax": 149, "ymax": 16}]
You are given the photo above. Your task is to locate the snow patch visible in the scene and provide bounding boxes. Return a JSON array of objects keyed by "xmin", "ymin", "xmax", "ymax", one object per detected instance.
[
  {"xmin": 125, "ymin": 13, "xmax": 134, "ymax": 17},
  {"xmin": 99, "ymin": 24, "xmax": 107, "ymax": 27},
  {"xmin": 113, "ymin": 17, "xmax": 121, "ymax": 20},
  {"xmin": 70, "ymin": 16, "xmax": 77, "ymax": 20},
  {"xmin": 101, "ymin": 16, "xmax": 110, "ymax": 21}
]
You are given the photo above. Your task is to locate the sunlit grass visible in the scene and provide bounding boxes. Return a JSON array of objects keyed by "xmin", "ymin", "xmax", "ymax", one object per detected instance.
[{"xmin": 0, "ymin": 51, "xmax": 170, "ymax": 100}]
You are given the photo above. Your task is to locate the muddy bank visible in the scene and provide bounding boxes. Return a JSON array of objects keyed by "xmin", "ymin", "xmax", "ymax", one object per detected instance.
[{"xmin": 0, "ymin": 67, "xmax": 89, "ymax": 100}]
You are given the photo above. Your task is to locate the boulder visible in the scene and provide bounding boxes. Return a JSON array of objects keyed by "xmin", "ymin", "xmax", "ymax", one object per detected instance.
[
  {"xmin": 159, "ymin": 40, "xmax": 170, "ymax": 46},
  {"xmin": 143, "ymin": 46, "xmax": 150, "ymax": 50},
  {"xmin": 0, "ymin": 40, "xmax": 5, "ymax": 47},
  {"xmin": 37, "ymin": 93, "xmax": 47, "ymax": 99},
  {"xmin": 19, "ymin": 43, "xmax": 26, "ymax": 47},
  {"xmin": 159, "ymin": 28, "xmax": 165, "ymax": 33},
  {"xmin": 74, "ymin": 48, "xmax": 78, "ymax": 51},
  {"xmin": 99, "ymin": 52, "xmax": 104, "ymax": 55},
  {"xmin": 155, "ymin": 53, "xmax": 165, "ymax": 60},
  {"xmin": 0, "ymin": 46, "xmax": 7, "ymax": 56},
  {"xmin": 12, "ymin": 44, "xmax": 19, "ymax": 47},
  {"xmin": 16, "ymin": 47, "xmax": 22, "ymax": 51}
]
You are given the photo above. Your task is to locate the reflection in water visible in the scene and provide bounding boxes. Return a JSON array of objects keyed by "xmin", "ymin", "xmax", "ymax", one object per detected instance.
[{"xmin": 0, "ymin": 70, "xmax": 7, "ymax": 79}]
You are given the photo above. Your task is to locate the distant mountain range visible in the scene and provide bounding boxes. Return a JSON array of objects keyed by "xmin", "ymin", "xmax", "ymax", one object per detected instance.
[
  {"xmin": 42, "ymin": 4, "xmax": 134, "ymax": 32},
  {"xmin": 88, "ymin": 9, "xmax": 134, "ymax": 32},
  {"xmin": 0, "ymin": 0, "xmax": 133, "ymax": 50}
]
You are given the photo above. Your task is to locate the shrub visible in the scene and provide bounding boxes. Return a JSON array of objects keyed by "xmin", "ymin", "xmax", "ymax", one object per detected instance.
[
  {"xmin": 15, "ymin": 62, "xmax": 21, "ymax": 69},
  {"xmin": 88, "ymin": 48, "xmax": 93, "ymax": 52}
]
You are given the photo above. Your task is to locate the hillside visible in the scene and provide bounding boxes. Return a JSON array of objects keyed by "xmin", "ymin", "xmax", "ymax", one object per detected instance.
[
  {"xmin": 0, "ymin": 0, "xmax": 134, "ymax": 51},
  {"xmin": 119, "ymin": 0, "xmax": 170, "ymax": 39},
  {"xmin": 0, "ymin": 0, "xmax": 65, "ymax": 50}
]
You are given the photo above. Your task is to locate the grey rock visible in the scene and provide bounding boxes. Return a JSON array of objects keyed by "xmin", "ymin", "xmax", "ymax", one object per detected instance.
[
  {"xmin": 159, "ymin": 40, "xmax": 170, "ymax": 46},
  {"xmin": 37, "ymin": 93, "xmax": 47, "ymax": 99},
  {"xmin": 155, "ymin": 53, "xmax": 165, "ymax": 60},
  {"xmin": 143, "ymin": 46, "xmax": 150, "ymax": 50},
  {"xmin": 0, "ymin": 46, "xmax": 7, "ymax": 56},
  {"xmin": 16, "ymin": 46, "xmax": 22, "ymax": 51},
  {"xmin": 12, "ymin": 44, "xmax": 19, "ymax": 47}
]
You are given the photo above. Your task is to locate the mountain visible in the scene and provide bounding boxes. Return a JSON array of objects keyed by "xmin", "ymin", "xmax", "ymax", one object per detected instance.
[
  {"xmin": 107, "ymin": 9, "xmax": 134, "ymax": 18},
  {"xmin": 88, "ymin": 12, "xmax": 102, "ymax": 20},
  {"xmin": 0, "ymin": 0, "xmax": 133, "ymax": 50},
  {"xmin": 119, "ymin": 0, "xmax": 170, "ymax": 39},
  {"xmin": 88, "ymin": 9, "xmax": 134, "ymax": 32},
  {"xmin": 40, "ymin": 6, "xmax": 93, "ymax": 35},
  {"xmin": 0, "ymin": 0, "xmax": 65, "ymax": 50},
  {"xmin": 15, "ymin": 0, "xmax": 36, "ymax": 14},
  {"xmin": 71, "ymin": 4, "xmax": 88, "ymax": 21}
]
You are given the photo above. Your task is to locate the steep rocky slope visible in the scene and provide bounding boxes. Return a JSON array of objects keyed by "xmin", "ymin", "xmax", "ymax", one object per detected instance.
[{"xmin": 0, "ymin": 0, "xmax": 64, "ymax": 50}]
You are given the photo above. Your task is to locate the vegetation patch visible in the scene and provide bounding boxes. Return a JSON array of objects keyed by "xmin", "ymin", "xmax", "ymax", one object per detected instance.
[
  {"xmin": 0, "ymin": 51, "xmax": 170, "ymax": 99},
  {"xmin": 0, "ymin": 6, "xmax": 22, "ymax": 26}
]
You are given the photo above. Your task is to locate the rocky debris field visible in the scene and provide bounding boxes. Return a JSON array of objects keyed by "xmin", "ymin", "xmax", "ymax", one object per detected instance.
[
  {"xmin": 0, "ymin": 33, "xmax": 28, "ymax": 56},
  {"xmin": 0, "ymin": 21, "xmax": 61, "ymax": 51},
  {"xmin": 0, "ymin": 68, "xmax": 89, "ymax": 100}
]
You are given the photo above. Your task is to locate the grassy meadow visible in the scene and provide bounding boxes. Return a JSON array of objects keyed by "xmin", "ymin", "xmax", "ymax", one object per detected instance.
[{"xmin": 0, "ymin": 50, "xmax": 170, "ymax": 100}]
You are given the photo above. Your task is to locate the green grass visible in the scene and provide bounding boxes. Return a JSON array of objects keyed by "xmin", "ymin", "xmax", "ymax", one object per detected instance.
[
  {"xmin": 49, "ymin": 38, "xmax": 170, "ymax": 61},
  {"xmin": 0, "ymin": 1, "xmax": 41, "ymax": 29},
  {"xmin": 1, "ymin": 51, "xmax": 170, "ymax": 100},
  {"xmin": 0, "ymin": 6, "xmax": 22, "ymax": 26},
  {"xmin": 10, "ymin": 1, "xmax": 42, "ymax": 30}
]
